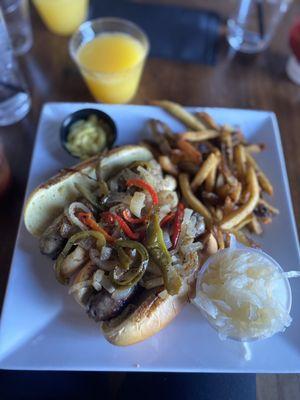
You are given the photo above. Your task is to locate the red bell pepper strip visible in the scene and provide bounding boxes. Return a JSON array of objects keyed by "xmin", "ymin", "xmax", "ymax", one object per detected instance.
[
  {"xmin": 77, "ymin": 212, "xmax": 115, "ymax": 243},
  {"xmin": 171, "ymin": 203, "xmax": 185, "ymax": 249},
  {"xmin": 102, "ymin": 212, "xmax": 140, "ymax": 240},
  {"xmin": 160, "ymin": 212, "xmax": 175, "ymax": 228},
  {"xmin": 122, "ymin": 209, "xmax": 147, "ymax": 225},
  {"xmin": 126, "ymin": 178, "xmax": 159, "ymax": 206}
]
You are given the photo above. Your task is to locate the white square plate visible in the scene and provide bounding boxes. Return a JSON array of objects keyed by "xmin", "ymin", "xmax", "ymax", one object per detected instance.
[{"xmin": 0, "ymin": 103, "xmax": 299, "ymax": 372}]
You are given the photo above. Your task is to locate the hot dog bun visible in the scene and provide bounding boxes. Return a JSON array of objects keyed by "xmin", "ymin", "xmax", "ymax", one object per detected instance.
[{"xmin": 24, "ymin": 145, "xmax": 153, "ymax": 236}]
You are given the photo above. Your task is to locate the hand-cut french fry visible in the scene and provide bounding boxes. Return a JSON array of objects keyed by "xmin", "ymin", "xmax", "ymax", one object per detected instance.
[
  {"xmin": 231, "ymin": 229, "xmax": 259, "ymax": 248},
  {"xmin": 220, "ymin": 167, "xmax": 260, "ymax": 230},
  {"xmin": 230, "ymin": 182, "xmax": 242, "ymax": 204},
  {"xmin": 180, "ymin": 130, "xmax": 219, "ymax": 142},
  {"xmin": 223, "ymin": 196, "xmax": 234, "ymax": 215},
  {"xmin": 216, "ymin": 229, "xmax": 225, "ymax": 250},
  {"xmin": 191, "ymin": 153, "xmax": 220, "ymax": 191},
  {"xmin": 195, "ymin": 111, "xmax": 219, "ymax": 130},
  {"xmin": 224, "ymin": 232, "xmax": 231, "ymax": 248},
  {"xmin": 150, "ymin": 100, "xmax": 206, "ymax": 131},
  {"xmin": 246, "ymin": 152, "xmax": 273, "ymax": 196},
  {"xmin": 220, "ymin": 158, "xmax": 238, "ymax": 186},
  {"xmin": 220, "ymin": 128, "xmax": 233, "ymax": 164},
  {"xmin": 258, "ymin": 198, "xmax": 279, "ymax": 215},
  {"xmin": 234, "ymin": 144, "xmax": 247, "ymax": 180},
  {"xmin": 214, "ymin": 207, "xmax": 223, "ymax": 222},
  {"xmin": 177, "ymin": 139, "xmax": 202, "ymax": 164},
  {"xmin": 260, "ymin": 216, "xmax": 272, "ymax": 224},
  {"xmin": 215, "ymin": 172, "xmax": 225, "ymax": 189},
  {"xmin": 205, "ymin": 162, "xmax": 218, "ymax": 192},
  {"xmin": 245, "ymin": 144, "xmax": 265, "ymax": 153},
  {"xmin": 247, "ymin": 215, "xmax": 263, "ymax": 235},
  {"xmin": 158, "ymin": 155, "xmax": 178, "ymax": 176},
  {"xmin": 233, "ymin": 215, "xmax": 253, "ymax": 231},
  {"xmin": 179, "ymin": 173, "xmax": 212, "ymax": 222}
]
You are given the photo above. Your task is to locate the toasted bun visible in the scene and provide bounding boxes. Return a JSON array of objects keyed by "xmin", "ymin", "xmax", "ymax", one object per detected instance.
[
  {"xmin": 24, "ymin": 145, "xmax": 153, "ymax": 237},
  {"xmin": 102, "ymin": 281, "xmax": 190, "ymax": 346}
]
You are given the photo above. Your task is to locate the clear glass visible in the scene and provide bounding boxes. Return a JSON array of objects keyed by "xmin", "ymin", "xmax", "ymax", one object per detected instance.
[
  {"xmin": 227, "ymin": 0, "xmax": 292, "ymax": 53},
  {"xmin": 32, "ymin": 0, "xmax": 89, "ymax": 36},
  {"xmin": 0, "ymin": 8, "xmax": 31, "ymax": 126},
  {"xmin": 0, "ymin": 0, "xmax": 32, "ymax": 55},
  {"xmin": 69, "ymin": 17, "xmax": 150, "ymax": 104}
]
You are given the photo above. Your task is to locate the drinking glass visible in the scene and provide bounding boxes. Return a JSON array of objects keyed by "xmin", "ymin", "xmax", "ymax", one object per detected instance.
[
  {"xmin": 0, "ymin": 0, "xmax": 32, "ymax": 55},
  {"xmin": 0, "ymin": 8, "xmax": 31, "ymax": 126},
  {"xmin": 69, "ymin": 18, "xmax": 149, "ymax": 104},
  {"xmin": 227, "ymin": 0, "xmax": 292, "ymax": 53},
  {"xmin": 32, "ymin": 0, "xmax": 89, "ymax": 36}
]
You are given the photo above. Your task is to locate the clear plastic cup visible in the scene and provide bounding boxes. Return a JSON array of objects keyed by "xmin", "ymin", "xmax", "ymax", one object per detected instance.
[
  {"xmin": 1, "ymin": 0, "xmax": 33, "ymax": 55},
  {"xmin": 194, "ymin": 247, "xmax": 292, "ymax": 342},
  {"xmin": 227, "ymin": 0, "xmax": 292, "ymax": 54},
  {"xmin": 0, "ymin": 7, "xmax": 31, "ymax": 125},
  {"xmin": 69, "ymin": 18, "xmax": 149, "ymax": 104}
]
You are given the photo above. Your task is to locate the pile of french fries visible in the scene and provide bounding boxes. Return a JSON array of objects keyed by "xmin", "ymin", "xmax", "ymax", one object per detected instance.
[{"xmin": 144, "ymin": 100, "xmax": 279, "ymax": 248}]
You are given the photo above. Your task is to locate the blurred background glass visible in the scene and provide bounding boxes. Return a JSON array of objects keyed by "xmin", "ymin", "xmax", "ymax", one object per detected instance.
[
  {"xmin": 227, "ymin": 0, "xmax": 292, "ymax": 53},
  {"xmin": 0, "ymin": 7, "xmax": 31, "ymax": 125},
  {"xmin": 32, "ymin": 0, "xmax": 89, "ymax": 36},
  {"xmin": 0, "ymin": 0, "xmax": 32, "ymax": 55},
  {"xmin": 69, "ymin": 18, "xmax": 149, "ymax": 104}
]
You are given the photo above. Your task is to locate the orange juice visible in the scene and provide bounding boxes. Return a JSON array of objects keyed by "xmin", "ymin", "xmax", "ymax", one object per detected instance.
[
  {"xmin": 33, "ymin": 0, "xmax": 88, "ymax": 36},
  {"xmin": 77, "ymin": 33, "xmax": 147, "ymax": 103}
]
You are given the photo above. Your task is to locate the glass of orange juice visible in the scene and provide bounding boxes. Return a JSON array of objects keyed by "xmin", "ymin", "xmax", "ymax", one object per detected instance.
[
  {"xmin": 69, "ymin": 18, "xmax": 149, "ymax": 104},
  {"xmin": 32, "ymin": 0, "xmax": 89, "ymax": 36}
]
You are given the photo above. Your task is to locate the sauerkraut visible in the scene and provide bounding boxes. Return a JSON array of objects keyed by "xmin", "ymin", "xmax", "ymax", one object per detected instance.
[{"xmin": 193, "ymin": 249, "xmax": 293, "ymax": 341}]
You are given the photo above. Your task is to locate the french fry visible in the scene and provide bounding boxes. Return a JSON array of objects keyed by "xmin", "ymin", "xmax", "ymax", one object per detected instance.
[
  {"xmin": 216, "ymin": 228, "xmax": 225, "ymax": 250},
  {"xmin": 177, "ymin": 139, "xmax": 202, "ymax": 164},
  {"xmin": 205, "ymin": 162, "xmax": 218, "ymax": 192},
  {"xmin": 214, "ymin": 207, "xmax": 223, "ymax": 222},
  {"xmin": 180, "ymin": 130, "xmax": 219, "ymax": 142},
  {"xmin": 179, "ymin": 173, "xmax": 212, "ymax": 222},
  {"xmin": 215, "ymin": 172, "xmax": 225, "ymax": 189},
  {"xmin": 220, "ymin": 167, "xmax": 260, "ymax": 230},
  {"xmin": 245, "ymin": 144, "xmax": 265, "ymax": 153},
  {"xmin": 246, "ymin": 152, "xmax": 273, "ymax": 196},
  {"xmin": 247, "ymin": 215, "xmax": 263, "ymax": 235},
  {"xmin": 224, "ymin": 232, "xmax": 231, "ymax": 248},
  {"xmin": 231, "ymin": 229, "xmax": 260, "ymax": 248},
  {"xmin": 191, "ymin": 153, "xmax": 220, "ymax": 191},
  {"xmin": 195, "ymin": 111, "xmax": 219, "ymax": 130},
  {"xmin": 258, "ymin": 198, "xmax": 279, "ymax": 215},
  {"xmin": 223, "ymin": 196, "xmax": 234, "ymax": 215},
  {"xmin": 230, "ymin": 182, "xmax": 242, "ymax": 204},
  {"xmin": 220, "ymin": 128, "xmax": 233, "ymax": 164},
  {"xmin": 233, "ymin": 215, "xmax": 253, "ymax": 231},
  {"xmin": 234, "ymin": 144, "xmax": 247, "ymax": 180},
  {"xmin": 150, "ymin": 100, "xmax": 206, "ymax": 130},
  {"xmin": 158, "ymin": 155, "xmax": 178, "ymax": 176}
]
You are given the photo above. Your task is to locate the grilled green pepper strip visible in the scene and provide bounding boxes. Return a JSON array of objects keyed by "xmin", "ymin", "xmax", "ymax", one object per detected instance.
[
  {"xmin": 55, "ymin": 230, "xmax": 106, "ymax": 285},
  {"xmin": 110, "ymin": 240, "xmax": 149, "ymax": 287},
  {"xmin": 74, "ymin": 182, "xmax": 99, "ymax": 209},
  {"xmin": 145, "ymin": 213, "xmax": 182, "ymax": 295},
  {"xmin": 117, "ymin": 247, "xmax": 132, "ymax": 270}
]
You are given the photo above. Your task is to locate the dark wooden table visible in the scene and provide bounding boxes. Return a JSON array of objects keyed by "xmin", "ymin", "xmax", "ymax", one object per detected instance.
[{"xmin": 0, "ymin": 0, "xmax": 299, "ymax": 357}]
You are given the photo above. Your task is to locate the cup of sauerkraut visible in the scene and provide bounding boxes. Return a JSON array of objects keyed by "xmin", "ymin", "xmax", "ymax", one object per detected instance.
[{"xmin": 193, "ymin": 247, "xmax": 295, "ymax": 342}]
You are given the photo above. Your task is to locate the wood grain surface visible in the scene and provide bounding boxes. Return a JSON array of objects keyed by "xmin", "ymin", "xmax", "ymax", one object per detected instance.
[{"xmin": 0, "ymin": 0, "xmax": 299, "ymax": 395}]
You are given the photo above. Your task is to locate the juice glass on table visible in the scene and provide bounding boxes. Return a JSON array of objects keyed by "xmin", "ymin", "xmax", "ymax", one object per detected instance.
[
  {"xmin": 32, "ymin": 0, "xmax": 89, "ymax": 36},
  {"xmin": 69, "ymin": 18, "xmax": 149, "ymax": 104}
]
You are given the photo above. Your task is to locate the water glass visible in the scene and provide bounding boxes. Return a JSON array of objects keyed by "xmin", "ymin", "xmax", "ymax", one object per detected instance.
[
  {"xmin": 0, "ymin": 8, "xmax": 31, "ymax": 126},
  {"xmin": 0, "ymin": 0, "xmax": 33, "ymax": 55},
  {"xmin": 227, "ymin": 0, "xmax": 292, "ymax": 53}
]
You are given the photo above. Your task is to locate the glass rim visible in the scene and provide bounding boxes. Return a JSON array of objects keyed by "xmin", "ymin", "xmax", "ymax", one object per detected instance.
[{"xmin": 69, "ymin": 17, "xmax": 150, "ymax": 78}]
